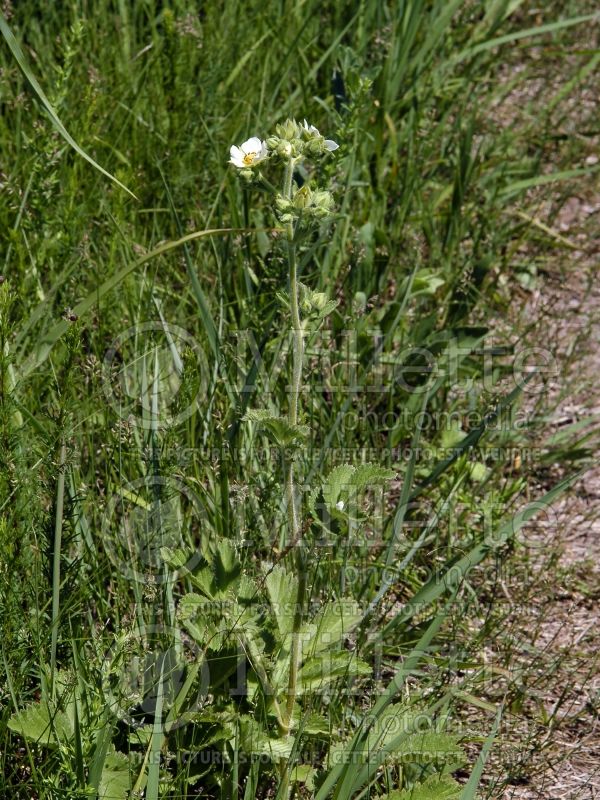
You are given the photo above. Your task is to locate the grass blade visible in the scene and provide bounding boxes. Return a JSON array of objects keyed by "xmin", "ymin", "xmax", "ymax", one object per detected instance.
[
  {"xmin": 459, "ymin": 705, "xmax": 503, "ymax": 799},
  {"xmin": 459, "ymin": 12, "xmax": 598, "ymax": 59},
  {"xmin": 50, "ymin": 442, "xmax": 66, "ymax": 696},
  {"xmin": 146, "ymin": 659, "xmax": 165, "ymax": 800},
  {"xmin": 501, "ymin": 165, "xmax": 600, "ymax": 198}
]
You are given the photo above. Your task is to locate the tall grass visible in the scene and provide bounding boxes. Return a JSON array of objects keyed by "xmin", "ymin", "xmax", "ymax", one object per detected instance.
[{"xmin": 0, "ymin": 1, "xmax": 597, "ymax": 798}]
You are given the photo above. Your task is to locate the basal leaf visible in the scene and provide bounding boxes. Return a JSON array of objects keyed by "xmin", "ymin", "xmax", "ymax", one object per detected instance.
[
  {"xmin": 298, "ymin": 652, "xmax": 371, "ymax": 692},
  {"xmin": 308, "ymin": 600, "xmax": 363, "ymax": 656},
  {"xmin": 265, "ymin": 565, "xmax": 298, "ymax": 638},
  {"xmin": 384, "ymin": 774, "xmax": 462, "ymax": 799},
  {"xmin": 8, "ymin": 702, "xmax": 73, "ymax": 746},
  {"xmin": 98, "ymin": 752, "xmax": 133, "ymax": 800},
  {"xmin": 213, "ymin": 540, "xmax": 242, "ymax": 596}
]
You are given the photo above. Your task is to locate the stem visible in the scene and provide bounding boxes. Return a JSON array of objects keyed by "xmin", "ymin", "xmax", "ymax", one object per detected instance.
[{"xmin": 281, "ymin": 157, "xmax": 306, "ymax": 735}]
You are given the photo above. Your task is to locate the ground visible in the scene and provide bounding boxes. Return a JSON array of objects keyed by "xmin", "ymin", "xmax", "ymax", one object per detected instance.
[{"xmin": 490, "ymin": 184, "xmax": 600, "ymax": 798}]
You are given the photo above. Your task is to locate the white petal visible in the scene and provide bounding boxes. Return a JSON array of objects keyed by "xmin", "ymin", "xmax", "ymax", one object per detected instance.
[
  {"xmin": 229, "ymin": 146, "xmax": 246, "ymax": 168},
  {"xmin": 324, "ymin": 139, "xmax": 339, "ymax": 151},
  {"xmin": 242, "ymin": 136, "xmax": 262, "ymax": 154}
]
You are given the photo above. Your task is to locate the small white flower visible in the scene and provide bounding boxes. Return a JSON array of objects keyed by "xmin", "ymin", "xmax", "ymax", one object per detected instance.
[
  {"xmin": 302, "ymin": 119, "xmax": 339, "ymax": 151},
  {"xmin": 336, "ymin": 500, "xmax": 345, "ymax": 511},
  {"xmin": 229, "ymin": 136, "xmax": 268, "ymax": 168}
]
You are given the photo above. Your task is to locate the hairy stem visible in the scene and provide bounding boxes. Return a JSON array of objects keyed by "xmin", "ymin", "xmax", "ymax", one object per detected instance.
[{"xmin": 281, "ymin": 157, "xmax": 305, "ymax": 735}]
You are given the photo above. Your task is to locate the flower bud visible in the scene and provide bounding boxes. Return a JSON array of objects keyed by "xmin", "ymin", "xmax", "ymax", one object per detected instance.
[
  {"xmin": 311, "ymin": 291, "xmax": 328, "ymax": 311},
  {"xmin": 292, "ymin": 186, "xmax": 312, "ymax": 209},
  {"xmin": 275, "ymin": 119, "xmax": 300, "ymax": 140},
  {"xmin": 306, "ymin": 139, "xmax": 324, "ymax": 157},
  {"xmin": 311, "ymin": 190, "xmax": 334, "ymax": 217},
  {"xmin": 275, "ymin": 194, "xmax": 293, "ymax": 213},
  {"xmin": 276, "ymin": 140, "xmax": 293, "ymax": 157}
]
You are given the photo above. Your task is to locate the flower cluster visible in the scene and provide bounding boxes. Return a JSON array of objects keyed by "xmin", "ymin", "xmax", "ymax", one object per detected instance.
[
  {"xmin": 228, "ymin": 118, "xmax": 339, "ymax": 223},
  {"xmin": 228, "ymin": 118, "xmax": 338, "ymax": 170},
  {"xmin": 275, "ymin": 186, "xmax": 334, "ymax": 222}
]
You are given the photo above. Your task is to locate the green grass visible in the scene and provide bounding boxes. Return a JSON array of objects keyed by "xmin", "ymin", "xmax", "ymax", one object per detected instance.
[{"xmin": 0, "ymin": 1, "xmax": 598, "ymax": 798}]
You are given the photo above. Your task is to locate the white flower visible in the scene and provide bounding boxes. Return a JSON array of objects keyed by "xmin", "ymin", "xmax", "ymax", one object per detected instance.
[
  {"xmin": 336, "ymin": 500, "xmax": 345, "ymax": 511},
  {"xmin": 229, "ymin": 136, "xmax": 268, "ymax": 168},
  {"xmin": 302, "ymin": 119, "xmax": 339, "ymax": 151}
]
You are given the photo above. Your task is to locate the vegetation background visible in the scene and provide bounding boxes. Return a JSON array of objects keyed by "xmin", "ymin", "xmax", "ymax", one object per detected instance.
[{"xmin": 0, "ymin": 1, "xmax": 598, "ymax": 798}]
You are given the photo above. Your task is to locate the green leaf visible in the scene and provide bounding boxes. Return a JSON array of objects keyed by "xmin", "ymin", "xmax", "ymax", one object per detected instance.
[
  {"xmin": 189, "ymin": 565, "xmax": 216, "ymax": 598},
  {"xmin": 265, "ymin": 566, "xmax": 298, "ymax": 637},
  {"xmin": 166, "ymin": 540, "xmax": 242, "ymax": 600},
  {"xmin": 351, "ymin": 464, "xmax": 396, "ymax": 488},
  {"xmin": 178, "ymin": 592, "xmax": 234, "ymax": 649},
  {"xmin": 392, "ymin": 731, "xmax": 464, "ymax": 764},
  {"xmin": 307, "ymin": 600, "xmax": 363, "ymax": 656},
  {"xmin": 239, "ymin": 716, "xmax": 293, "ymax": 761},
  {"xmin": 409, "ymin": 270, "xmax": 446, "ymax": 296},
  {"xmin": 346, "ymin": 705, "xmax": 463, "ymax": 767},
  {"xmin": 363, "ymin": 703, "xmax": 416, "ymax": 751},
  {"xmin": 440, "ymin": 421, "xmax": 466, "ymax": 449},
  {"xmin": 183, "ymin": 709, "xmax": 237, "ymax": 749},
  {"xmin": 321, "ymin": 464, "xmax": 395, "ymax": 511},
  {"xmin": 213, "ymin": 540, "xmax": 242, "ymax": 596},
  {"xmin": 384, "ymin": 774, "xmax": 462, "ymax": 799},
  {"xmin": 179, "ymin": 593, "xmax": 213, "ymax": 644},
  {"xmin": 298, "ymin": 282, "xmax": 339, "ymax": 320},
  {"xmin": 300, "ymin": 712, "xmax": 332, "ymax": 736},
  {"xmin": 146, "ymin": 658, "xmax": 165, "ymax": 800},
  {"xmin": 322, "ymin": 464, "xmax": 356, "ymax": 509},
  {"xmin": 458, "ymin": 12, "xmax": 598, "ymax": 60},
  {"xmin": 500, "ymin": 165, "xmax": 600, "ymax": 199},
  {"xmin": 162, "ymin": 548, "xmax": 214, "ymax": 597},
  {"xmin": 298, "ymin": 652, "xmax": 371, "ymax": 692},
  {"xmin": 8, "ymin": 702, "xmax": 73, "ymax": 746},
  {"xmin": 468, "ymin": 461, "xmax": 489, "ymax": 482},
  {"xmin": 291, "ymin": 763, "xmax": 317, "ymax": 789},
  {"xmin": 316, "ymin": 612, "xmax": 449, "ymax": 800},
  {"xmin": 98, "ymin": 752, "xmax": 133, "ymax": 800},
  {"xmin": 459, "ymin": 706, "xmax": 502, "ymax": 800},
  {"xmin": 160, "ymin": 547, "xmax": 189, "ymax": 571},
  {"xmin": 244, "ymin": 409, "xmax": 309, "ymax": 449}
]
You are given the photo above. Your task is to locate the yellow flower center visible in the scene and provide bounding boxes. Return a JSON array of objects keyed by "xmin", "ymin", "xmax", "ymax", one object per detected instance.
[{"xmin": 243, "ymin": 151, "xmax": 257, "ymax": 165}]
